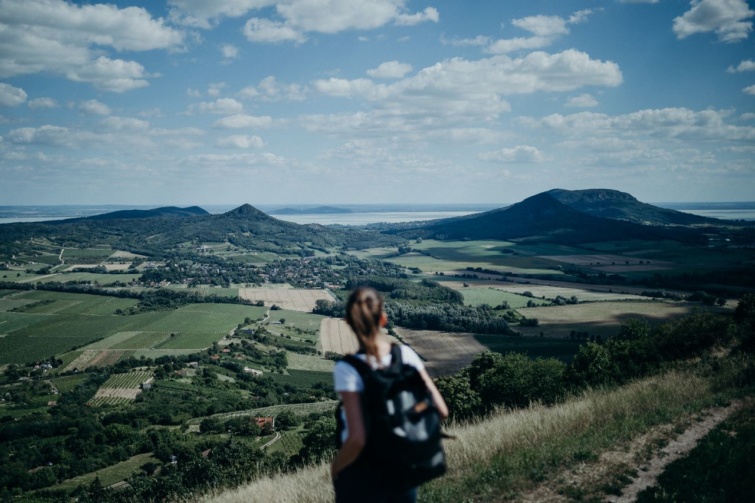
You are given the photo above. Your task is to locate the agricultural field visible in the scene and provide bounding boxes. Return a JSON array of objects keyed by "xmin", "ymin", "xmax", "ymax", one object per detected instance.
[
  {"xmin": 285, "ymin": 351, "xmax": 334, "ymax": 372},
  {"xmin": 440, "ymin": 283, "xmax": 549, "ymax": 308},
  {"xmin": 266, "ymin": 309, "xmax": 325, "ymax": 344},
  {"xmin": 238, "ymin": 286, "xmax": 334, "ymax": 312},
  {"xmin": 88, "ymin": 371, "xmax": 153, "ymax": 406},
  {"xmin": 0, "ymin": 292, "xmax": 264, "ymax": 364},
  {"xmin": 64, "ymin": 350, "xmax": 133, "ymax": 371},
  {"xmin": 318, "ymin": 318, "xmax": 359, "ymax": 355},
  {"xmin": 515, "ymin": 300, "xmax": 711, "ymax": 339},
  {"xmin": 269, "ymin": 369, "xmax": 332, "ymax": 388},
  {"xmin": 49, "ymin": 374, "xmax": 89, "ymax": 393},
  {"xmin": 395, "ymin": 328, "xmax": 487, "ymax": 376},
  {"xmin": 187, "ymin": 400, "xmax": 339, "ymax": 425},
  {"xmin": 47, "ymin": 453, "xmax": 158, "ymax": 492}
]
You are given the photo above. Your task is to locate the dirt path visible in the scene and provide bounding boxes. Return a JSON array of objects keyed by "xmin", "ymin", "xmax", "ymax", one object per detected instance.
[{"xmin": 520, "ymin": 400, "xmax": 742, "ymax": 503}]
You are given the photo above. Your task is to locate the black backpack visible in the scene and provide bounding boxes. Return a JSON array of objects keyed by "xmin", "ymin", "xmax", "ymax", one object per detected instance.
[{"xmin": 335, "ymin": 344, "xmax": 447, "ymax": 490}]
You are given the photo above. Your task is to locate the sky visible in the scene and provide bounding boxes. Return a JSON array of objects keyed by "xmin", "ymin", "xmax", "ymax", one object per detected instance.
[{"xmin": 0, "ymin": 0, "xmax": 754, "ymax": 207}]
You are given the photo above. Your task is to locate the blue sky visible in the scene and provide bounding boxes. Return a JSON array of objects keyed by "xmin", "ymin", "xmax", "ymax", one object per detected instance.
[{"xmin": 0, "ymin": 0, "xmax": 753, "ymax": 206}]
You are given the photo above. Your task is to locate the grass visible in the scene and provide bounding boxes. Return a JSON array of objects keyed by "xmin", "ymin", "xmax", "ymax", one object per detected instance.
[
  {"xmin": 636, "ymin": 399, "xmax": 755, "ymax": 503},
  {"xmin": 47, "ymin": 452, "xmax": 158, "ymax": 491},
  {"xmin": 200, "ymin": 369, "xmax": 721, "ymax": 503},
  {"xmin": 458, "ymin": 287, "xmax": 545, "ymax": 309},
  {"xmin": 268, "ymin": 369, "xmax": 333, "ymax": 388}
]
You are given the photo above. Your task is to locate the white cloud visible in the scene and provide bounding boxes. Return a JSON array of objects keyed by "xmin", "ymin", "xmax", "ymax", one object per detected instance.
[
  {"xmin": 28, "ymin": 97, "xmax": 58, "ymax": 110},
  {"xmin": 673, "ymin": 0, "xmax": 754, "ymax": 43},
  {"xmin": 65, "ymin": 56, "xmax": 150, "ymax": 93},
  {"xmin": 0, "ymin": 0, "xmax": 183, "ymax": 91},
  {"xmin": 189, "ymin": 98, "xmax": 244, "ymax": 115},
  {"xmin": 520, "ymin": 108, "xmax": 755, "ymax": 141},
  {"xmin": 566, "ymin": 93, "xmax": 599, "ymax": 108},
  {"xmin": 216, "ymin": 135, "xmax": 265, "ymax": 148},
  {"xmin": 168, "ymin": 0, "xmax": 274, "ymax": 28},
  {"xmin": 79, "ymin": 99, "xmax": 111, "ymax": 116},
  {"xmin": 741, "ymin": 112, "xmax": 755, "ymax": 120},
  {"xmin": 221, "ymin": 44, "xmax": 239, "ymax": 60},
  {"xmin": 239, "ymin": 76, "xmax": 307, "ymax": 101},
  {"xmin": 100, "ymin": 116, "xmax": 150, "ymax": 131},
  {"xmin": 187, "ymin": 88, "xmax": 202, "ymax": 98},
  {"xmin": 727, "ymin": 59, "xmax": 755, "ymax": 72},
  {"xmin": 744, "ymin": 84, "xmax": 755, "ymax": 95},
  {"xmin": 395, "ymin": 7, "xmax": 440, "ymax": 26},
  {"xmin": 367, "ymin": 61, "xmax": 413, "ymax": 79},
  {"xmin": 235, "ymin": 0, "xmax": 439, "ymax": 44},
  {"xmin": 487, "ymin": 10, "xmax": 594, "ymax": 54},
  {"xmin": 208, "ymin": 82, "xmax": 226, "ymax": 97},
  {"xmin": 213, "ymin": 114, "xmax": 273, "ymax": 129},
  {"xmin": 243, "ymin": 18, "xmax": 306, "ymax": 43},
  {"xmin": 8, "ymin": 125, "xmax": 77, "ymax": 147},
  {"xmin": 441, "ymin": 35, "xmax": 490, "ymax": 47},
  {"xmin": 479, "ymin": 145, "xmax": 546, "ymax": 163},
  {"xmin": 0, "ymin": 83, "xmax": 27, "ymax": 106}
]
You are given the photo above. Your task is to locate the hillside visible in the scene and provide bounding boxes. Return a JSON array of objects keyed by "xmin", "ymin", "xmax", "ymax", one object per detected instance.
[
  {"xmin": 86, "ymin": 205, "xmax": 209, "ymax": 220},
  {"xmin": 388, "ymin": 192, "xmax": 705, "ymax": 244},
  {"xmin": 548, "ymin": 188, "xmax": 719, "ymax": 226},
  {"xmin": 0, "ymin": 203, "xmax": 402, "ymax": 256}
]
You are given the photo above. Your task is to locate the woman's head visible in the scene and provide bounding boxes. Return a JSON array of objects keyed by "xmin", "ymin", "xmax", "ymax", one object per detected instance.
[{"xmin": 345, "ymin": 286, "xmax": 385, "ymax": 358}]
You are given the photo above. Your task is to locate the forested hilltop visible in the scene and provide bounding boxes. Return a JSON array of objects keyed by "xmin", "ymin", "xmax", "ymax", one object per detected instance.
[{"xmin": 1, "ymin": 188, "xmax": 754, "ymax": 501}]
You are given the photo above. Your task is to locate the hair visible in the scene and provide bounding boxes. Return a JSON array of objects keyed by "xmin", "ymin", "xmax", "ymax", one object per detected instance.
[{"xmin": 344, "ymin": 286, "xmax": 384, "ymax": 360}]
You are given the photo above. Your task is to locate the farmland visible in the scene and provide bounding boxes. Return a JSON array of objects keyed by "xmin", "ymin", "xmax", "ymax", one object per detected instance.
[
  {"xmin": 395, "ymin": 328, "xmax": 487, "ymax": 376},
  {"xmin": 238, "ymin": 286, "xmax": 334, "ymax": 312},
  {"xmin": 319, "ymin": 318, "xmax": 359, "ymax": 355},
  {"xmin": 88, "ymin": 370, "xmax": 153, "ymax": 406}
]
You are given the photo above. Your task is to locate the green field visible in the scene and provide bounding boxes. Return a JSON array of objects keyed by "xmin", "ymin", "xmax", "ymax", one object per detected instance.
[
  {"xmin": 47, "ymin": 452, "xmax": 158, "ymax": 492},
  {"xmin": 269, "ymin": 369, "xmax": 333, "ymax": 388},
  {"xmin": 458, "ymin": 287, "xmax": 548, "ymax": 308},
  {"xmin": 0, "ymin": 292, "xmax": 267, "ymax": 364},
  {"xmin": 50, "ymin": 374, "xmax": 89, "ymax": 392}
]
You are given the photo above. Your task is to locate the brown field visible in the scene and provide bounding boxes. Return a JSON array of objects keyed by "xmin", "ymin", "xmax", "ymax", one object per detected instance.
[
  {"xmin": 516, "ymin": 301, "xmax": 709, "ymax": 339},
  {"xmin": 439, "ymin": 279, "xmax": 647, "ymax": 303},
  {"xmin": 396, "ymin": 328, "xmax": 487, "ymax": 376},
  {"xmin": 103, "ymin": 263, "xmax": 131, "ymax": 271},
  {"xmin": 319, "ymin": 318, "xmax": 359, "ymax": 355},
  {"xmin": 239, "ymin": 287, "xmax": 334, "ymax": 312},
  {"xmin": 64, "ymin": 350, "xmax": 130, "ymax": 371},
  {"xmin": 108, "ymin": 251, "xmax": 147, "ymax": 260},
  {"xmin": 318, "ymin": 319, "xmax": 401, "ymax": 355}
]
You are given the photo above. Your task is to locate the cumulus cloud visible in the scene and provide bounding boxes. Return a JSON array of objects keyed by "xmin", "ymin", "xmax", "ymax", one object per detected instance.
[
  {"xmin": 727, "ymin": 59, "xmax": 755, "ymax": 72},
  {"xmin": 189, "ymin": 98, "xmax": 244, "ymax": 115},
  {"xmin": 367, "ymin": 61, "xmax": 413, "ymax": 79},
  {"xmin": 100, "ymin": 116, "xmax": 150, "ymax": 131},
  {"xmin": 0, "ymin": 0, "xmax": 183, "ymax": 91},
  {"xmin": 673, "ymin": 0, "xmax": 754, "ymax": 43},
  {"xmin": 216, "ymin": 134, "xmax": 265, "ymax": 148},
  {"xmin": 0, "ymin": 83, "xmax": 27, "ymax": 106},
  {"xmin": 234, "ymin": 0, "xmax": 438, "ymax": 44},
  {"xmin": 487, "ymin": 10, "xmax": 593, "ymax": 54},
  {"xmin": 213, "ymin": 114, "xmax": 273, "ymax": 129},
  {"xmin": 221, "ymin": 44, "xmax": 239, "ymax": 60},
  {"xmin": 566, "ymin": 93, "xmax": 599, "ymax": 108},
  {"xmin": 28, "ymin": 97, "xmax": 58, "ymax": 110},
  {"xmin": 168, "ymin": 0, "xmax": 274, "ymax": 28},
  {"xmin": 208, "ymin": 82, "xmax": 226, "ymax": 97},
  {"xmin": 479, "ymin": 145, "xmax": 546, "ymax": 163},
  {"xmin": 520, "ymin": 107, "xmax": 755, "ymax": 141},
  {"xmin": 8, "ymin": 125, "xmax": 76, "ymax": 147},
  {"xmin": 239, "ymin": 76, "xmax": 306, "ymax": 101},
  {"xmin": 744, "ymin": 84, "xmax": 755, "ymax": 95},
  {"xmin": 79, "ymin": 99, "xmax": 111, "ymax": 116}
]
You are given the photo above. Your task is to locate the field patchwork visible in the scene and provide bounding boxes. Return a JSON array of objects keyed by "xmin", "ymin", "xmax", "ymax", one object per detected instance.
[{"xmin": 88, "ymin": 371, "xmax": 153, "ymax": 406}]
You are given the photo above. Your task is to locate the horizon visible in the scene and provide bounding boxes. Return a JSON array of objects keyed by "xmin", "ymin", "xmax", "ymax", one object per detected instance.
[{"xmin": 1, "ymin": 0, "xmax": 754, "ymax": 205}]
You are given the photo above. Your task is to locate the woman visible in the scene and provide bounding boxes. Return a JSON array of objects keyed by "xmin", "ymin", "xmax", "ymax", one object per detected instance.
[{"xmin": 331, "ymin": 286, "xmax": 449, "ymax": 503}]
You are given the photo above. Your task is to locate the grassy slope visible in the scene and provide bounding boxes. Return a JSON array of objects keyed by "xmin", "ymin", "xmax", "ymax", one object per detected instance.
[{"xmin": 201, "ymin": 367, "xmax": 744, "ymax": 503}]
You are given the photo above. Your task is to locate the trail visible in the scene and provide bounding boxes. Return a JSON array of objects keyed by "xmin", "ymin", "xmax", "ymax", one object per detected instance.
[{"xmin": 520, "ymin": 400, "xmax": 742, "ymax": 503}]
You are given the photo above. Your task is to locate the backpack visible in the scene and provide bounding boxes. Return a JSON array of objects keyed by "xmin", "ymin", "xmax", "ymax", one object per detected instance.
[{"xmin": 335, "ymin": 344, "xmax": 447, "ymax": 490}]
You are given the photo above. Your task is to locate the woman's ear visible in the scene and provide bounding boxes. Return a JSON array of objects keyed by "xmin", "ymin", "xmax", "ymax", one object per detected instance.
[{"xmin": 380, "ymin": 312, "xmax": 388, "ymax": 327}]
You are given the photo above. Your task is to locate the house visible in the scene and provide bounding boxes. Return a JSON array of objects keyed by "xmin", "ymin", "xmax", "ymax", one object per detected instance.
[{"xmin": 254, "ymin": 416, "xmax": 275, "ymax": 429}]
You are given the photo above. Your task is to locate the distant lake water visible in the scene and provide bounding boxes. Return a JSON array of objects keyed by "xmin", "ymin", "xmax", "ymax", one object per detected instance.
[{"xmin": 1, "ymin": 204, "xmax": 754, "ymax": 226}]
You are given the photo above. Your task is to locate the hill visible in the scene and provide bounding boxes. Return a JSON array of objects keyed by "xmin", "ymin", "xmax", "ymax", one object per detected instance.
[
  {"xmin": 548, "ymin": 188, "xmax": 718, "ymax": 226},
  {"xmin": 388, "ymin": 191, "xmax": 705, "ymax": 244},
  {"xmin": 86, "ymin": 206, "xmax": 209, "ymax": 220},
  {"xmin": 0, "ymin": 203, "xmax": 402, "ymax": 256}
]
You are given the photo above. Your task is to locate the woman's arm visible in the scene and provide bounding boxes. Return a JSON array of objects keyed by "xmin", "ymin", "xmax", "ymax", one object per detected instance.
[
  {"xmin": 419, "ymin": 368, "xmax": 449, "ymax": 420},
  {"xmin": 331, "ymin": 391, "xmax": 366, "ymax": 480}
]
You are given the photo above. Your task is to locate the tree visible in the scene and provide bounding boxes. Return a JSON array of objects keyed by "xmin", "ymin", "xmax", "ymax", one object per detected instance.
[
  {"xmin": 298, "ymin": 417, "xmax": 337, "ymax": 463},
  {"xmin": 275, "ymin": 409, "xmax": 300, "ymax": 430}
]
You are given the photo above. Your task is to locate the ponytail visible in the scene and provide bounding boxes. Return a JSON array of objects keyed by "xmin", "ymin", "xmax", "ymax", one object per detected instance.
[{"xmin": 345, "ymin": 287, "xmax": 384, "ymax": 361}]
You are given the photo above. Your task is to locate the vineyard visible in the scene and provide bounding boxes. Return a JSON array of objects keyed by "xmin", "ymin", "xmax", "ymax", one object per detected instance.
[{"xmin": 87, "ymin": 371, "xmax": 153, "ymax": 407}]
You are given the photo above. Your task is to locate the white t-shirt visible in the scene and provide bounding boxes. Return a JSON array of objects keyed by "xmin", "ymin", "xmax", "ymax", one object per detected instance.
[{"xmin": 333, "ymin": 344, "xmax": 425, "ymax": 443}]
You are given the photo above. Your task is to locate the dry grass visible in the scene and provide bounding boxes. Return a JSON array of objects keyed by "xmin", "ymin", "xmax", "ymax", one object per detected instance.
[
  {"xmin": 201, "ymin": 370, "xmax": 711, "ymax": 503},
  {"xmin": 239, "ymin": 287, "xmax": 334, "ymax": 312}
]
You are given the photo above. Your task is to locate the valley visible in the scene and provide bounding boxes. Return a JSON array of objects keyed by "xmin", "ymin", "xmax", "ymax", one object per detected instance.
[{"xmin": 0, "ymin": 188, "xmax": 753, "ymax": 502}]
